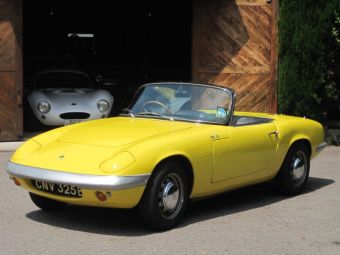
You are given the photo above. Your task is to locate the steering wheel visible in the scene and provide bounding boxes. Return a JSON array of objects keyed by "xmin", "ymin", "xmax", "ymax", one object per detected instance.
[{"xmin": 143, "ymin": 101, "xmax": 171, "ymax": 114}]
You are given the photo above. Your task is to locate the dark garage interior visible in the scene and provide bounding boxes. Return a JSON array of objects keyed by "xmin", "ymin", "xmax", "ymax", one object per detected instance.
[
  {"xmin": 1, "ymin": 0, "xmax": 278, "ymax": 141},
  {"xmin": 23, "ymin": 0, "xmax": 192, "ymax": 131}
]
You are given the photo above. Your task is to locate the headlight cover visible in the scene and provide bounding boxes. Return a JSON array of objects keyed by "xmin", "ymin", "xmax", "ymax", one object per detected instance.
[
  {"xmin": 100, "ymin": 152, "xmax": 136, "ymax": 173},
  {"xmin": 37, "ymin": 100, "xmax": 51, "ymax": 114},
  {"xmin": 97, "ymin": 99, "xmax": 109, "ymax": 113}
]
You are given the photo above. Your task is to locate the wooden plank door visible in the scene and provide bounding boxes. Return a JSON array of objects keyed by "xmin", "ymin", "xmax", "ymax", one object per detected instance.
[
  {"xmin": 0, "ymin": 0, "xmax": 23, "ymax": 141},
  {"xmin": 193, "ymin": 0, "xmax": 278, "ymax": 113}
]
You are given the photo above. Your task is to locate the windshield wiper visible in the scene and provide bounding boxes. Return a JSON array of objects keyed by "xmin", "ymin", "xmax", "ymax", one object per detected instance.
[{"xmin": 136, "ymin": 112, "xmax": 174, "ymax": 121}]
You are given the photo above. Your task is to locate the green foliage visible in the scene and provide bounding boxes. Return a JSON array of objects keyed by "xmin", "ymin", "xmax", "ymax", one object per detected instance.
[
  {"xmin": 332, "ymin": 11, "xmax": 340, "ymax": 44},
  {"xmin": 278, "ymin": 0, "xmax": 340, "ymax": 124}
]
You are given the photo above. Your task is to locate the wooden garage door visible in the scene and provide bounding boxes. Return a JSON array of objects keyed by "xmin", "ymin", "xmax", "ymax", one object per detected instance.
[
  {"xmin": 0, "ymin": 0, "xmax": 23, "ymax": 141},
  {"xmin": 193, "ymin": 0, "xmax": 278, "ymax": 113}
]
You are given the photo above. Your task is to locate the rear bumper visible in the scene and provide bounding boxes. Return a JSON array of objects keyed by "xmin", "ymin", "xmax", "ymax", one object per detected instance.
[
  {"xmin": 6, "ymin": 162, "xmax": 150, "ymax": 190},
  {"xmin": 315, "ymin": 142, "xmax": 328, "ymax": 153}
]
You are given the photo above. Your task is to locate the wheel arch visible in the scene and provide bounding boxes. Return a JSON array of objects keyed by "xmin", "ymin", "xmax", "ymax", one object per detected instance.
[
  {"xmin": 152, "ymin": 155, "xmax": 194, "ymax": 196},
  {"xmin": 289, "ymin": 137, "xmax": 312, "ymax": 157}
]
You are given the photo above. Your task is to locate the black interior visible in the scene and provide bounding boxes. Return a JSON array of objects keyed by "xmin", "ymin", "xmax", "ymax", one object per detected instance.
[{"xmin": 23, "ymin": 0, "xmax": 192, "ymax": 129}]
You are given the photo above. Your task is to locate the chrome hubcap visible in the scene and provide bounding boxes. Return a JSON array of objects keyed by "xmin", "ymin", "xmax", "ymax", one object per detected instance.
[
  {"xmin": 291, "ymin": 151, "xmax": 307, "ymax": 184},
  {"xmin": 162, "ymin": 182, "xmax": 179, "ymax": 211},
  {"xmin": 158, "ymin": 173, "xmax": 183, "ymax": 219}
]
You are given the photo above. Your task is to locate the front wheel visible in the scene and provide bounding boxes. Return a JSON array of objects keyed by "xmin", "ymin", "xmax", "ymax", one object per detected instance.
[
  {"xmin": 29, "ymin": 193, "xmax": 65, "ymax": 211},
  {"xmin": 139, "ymin": 161, "xmax": 189, "ymax": 231},
  {"xmin": 276, "ymin": 143, "xmax": 310, "ymax": 195}
]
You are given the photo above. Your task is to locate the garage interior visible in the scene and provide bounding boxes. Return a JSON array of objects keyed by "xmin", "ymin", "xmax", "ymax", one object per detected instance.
[
  {"xmin": 0, "ymin": 0, "xmax": 278, "ymax": 141},
  {"xmin": 23, "ymin": 0, "xmax": 192, "ymax": 131}
]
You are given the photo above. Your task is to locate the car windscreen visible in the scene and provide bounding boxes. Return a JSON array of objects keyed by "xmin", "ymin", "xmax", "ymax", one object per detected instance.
[
  {"xmin": 35, "ymin": 72, "xmax": 92, "ymax": 89},
  {"xmin": 128, "ymin": 83, "xmax": 233, "ymax": 125}
]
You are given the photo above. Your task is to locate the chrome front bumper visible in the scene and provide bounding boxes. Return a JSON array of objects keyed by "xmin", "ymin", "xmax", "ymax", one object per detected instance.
[{"xmin": 6, "ymin": 162, "xmax": 150, "ymax": 190}]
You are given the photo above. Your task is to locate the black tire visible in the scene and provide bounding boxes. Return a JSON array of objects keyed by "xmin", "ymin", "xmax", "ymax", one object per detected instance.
[
  {"xmin": 276, "ymin": 143, "xmax": 310, "ymax": 195},
  {"xmin": 29, "ymin": 193, "xmax": 65, "ymax": 211},
  {"xmin": 139, "ymin": 161, "xmax": 189, "ymax": 231}
]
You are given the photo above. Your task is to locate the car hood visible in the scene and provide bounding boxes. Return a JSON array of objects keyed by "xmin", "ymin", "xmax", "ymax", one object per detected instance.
[
  {"xmin": 11, "ymin": 117, "xmax": 194, "ymax": 175},
  {"xmin": 58, "ymin": 117, "xmax": 193, "ymax": 148}
]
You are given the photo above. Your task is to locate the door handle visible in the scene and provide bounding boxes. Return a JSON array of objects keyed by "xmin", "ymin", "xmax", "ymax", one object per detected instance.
[
  {"xmin": 268, "ymin": 131, "xmax": 279, "ymax": 136},
  {"xmin": 210, "ymin": 134, "xmax": 220, "ymax": 140}
]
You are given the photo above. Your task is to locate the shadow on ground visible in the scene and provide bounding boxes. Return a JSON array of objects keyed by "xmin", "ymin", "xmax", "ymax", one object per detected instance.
[{"xmin": 26, "ymin": 177, "xmax": 334, "ymax": 236}]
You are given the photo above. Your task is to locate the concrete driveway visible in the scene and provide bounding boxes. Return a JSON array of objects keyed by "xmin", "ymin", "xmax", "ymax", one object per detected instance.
[{"xmin": 0, "ymin": 147, "xmax": 339, "ymax": 255}]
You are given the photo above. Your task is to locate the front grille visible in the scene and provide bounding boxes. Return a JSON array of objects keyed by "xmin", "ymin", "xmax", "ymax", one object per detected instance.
[{"xmin": 60, "ymin": 112, "xmax": 90, "ymax": 119}]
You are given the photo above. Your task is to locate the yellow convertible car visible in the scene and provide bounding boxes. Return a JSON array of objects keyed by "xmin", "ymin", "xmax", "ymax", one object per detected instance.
[{"xmin": 6, "ymin": 82, "xmax": 326, "ymax": 230}]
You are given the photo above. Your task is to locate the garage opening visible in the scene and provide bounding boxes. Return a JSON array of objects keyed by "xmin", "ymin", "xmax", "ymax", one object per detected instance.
[{"xmin": 23, "ymin": 0, "xmax": 192, "ymax": 131}]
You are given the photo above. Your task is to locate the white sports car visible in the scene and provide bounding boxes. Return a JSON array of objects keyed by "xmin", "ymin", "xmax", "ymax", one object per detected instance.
[{"xmin": 28, "ymin": 70, "xmax": 114, "ymax": 126}]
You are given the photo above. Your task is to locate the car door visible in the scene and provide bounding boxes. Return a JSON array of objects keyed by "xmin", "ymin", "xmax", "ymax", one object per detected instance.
[{"xmin": 211, "ymin": 122, "xmax": 278, "ymax": 183}]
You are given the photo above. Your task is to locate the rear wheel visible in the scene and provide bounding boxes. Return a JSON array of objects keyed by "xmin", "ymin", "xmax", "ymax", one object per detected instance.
[
  {"xmin": 29, "ymin": 193, "xmax": 65, "ymax": 211},
  {"xmin": 276, "ymin": 143, "xmax": 310, "ymax": 195},
  {"xmin": 139, "ymin": 161, "xmax": 189, "ymax": 231}
]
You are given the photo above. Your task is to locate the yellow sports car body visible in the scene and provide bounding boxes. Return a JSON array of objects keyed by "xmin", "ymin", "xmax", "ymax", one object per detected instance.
[{"xmin": 6, "ymin": 82, "xmax": 326, "ymax": 230}]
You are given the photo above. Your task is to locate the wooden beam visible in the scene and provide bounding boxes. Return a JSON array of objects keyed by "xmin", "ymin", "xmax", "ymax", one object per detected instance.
[
  {"xmin": 0, "ymin": 21, "xmax": 15, "ymax": 71},
  {"xmin": 235, "ymin": 0, "xmax": 270, "ymax": 6},
  {"xmin": 200, "ymin": 65, "xmax": 270, "ymax": 75},
  {"xmin": 0, "ymin": 0, "xmax": 23, "ymax": 141},
  {"xmin": 269, "ymin": 0, "xmax": 278, "ymax": 113}
]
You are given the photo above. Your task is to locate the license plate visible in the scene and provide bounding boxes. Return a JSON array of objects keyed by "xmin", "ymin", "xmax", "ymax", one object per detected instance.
[
  {"xmin": 64, "ymin": 119, "xmax": 83, "ymax": 125},
  {"xmin": 32, "ymin": 180, "xmax": 83, "ymax": 198}
]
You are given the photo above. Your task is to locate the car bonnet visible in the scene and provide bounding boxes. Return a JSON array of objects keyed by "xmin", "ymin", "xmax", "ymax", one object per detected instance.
[{"xmin": 58, "ymin": 117, "xmax": 193, "ymax": 148}]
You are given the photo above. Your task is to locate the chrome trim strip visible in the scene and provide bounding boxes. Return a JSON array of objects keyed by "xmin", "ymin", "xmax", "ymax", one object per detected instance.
[
  {"xmin": 316, "ymin": 142, "xmax": 328, "ymax": 153},
  {"xmin": 6, "ymin": 162, "xmax": 150, "ymax": 190}
]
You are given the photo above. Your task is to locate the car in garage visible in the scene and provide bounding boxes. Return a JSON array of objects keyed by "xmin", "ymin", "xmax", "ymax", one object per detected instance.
[
  {"xmin": 7, "ymin": 82, "xmax": 326, "ymax": 230},
  {"xmin": 27, "ymin": 69, "xmax": 114, "ymax": 126}
]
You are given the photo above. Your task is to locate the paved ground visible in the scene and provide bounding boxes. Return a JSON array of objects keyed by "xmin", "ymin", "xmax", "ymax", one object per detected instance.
[{"xmin": 0, "ymin": 147, "xmax": 339, "ymax": 255}]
